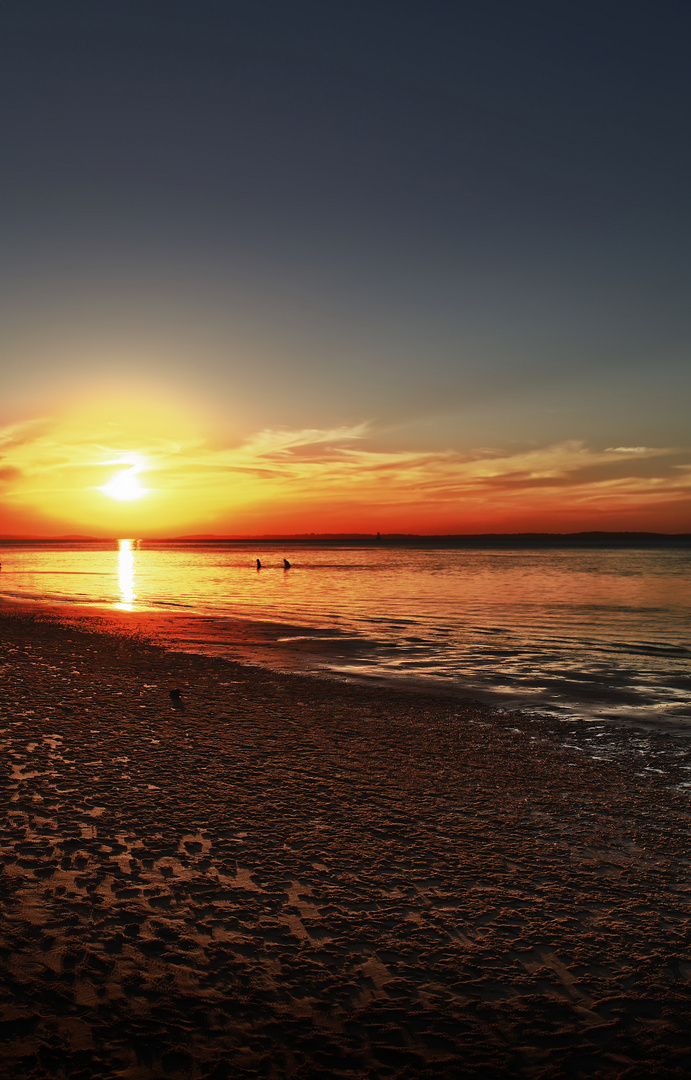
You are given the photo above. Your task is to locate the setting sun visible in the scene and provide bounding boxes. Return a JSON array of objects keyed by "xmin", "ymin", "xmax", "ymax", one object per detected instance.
[{"xmin": 99, "ymin": 467, "xmax": 148, "ymax": 502}]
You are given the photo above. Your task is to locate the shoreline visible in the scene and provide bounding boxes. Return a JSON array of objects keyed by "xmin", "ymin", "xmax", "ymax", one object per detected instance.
[
  {"xmin": 1, "ymin": 604, "xmax": 690, "ymax": 1078},
  {"xmin": 3, "ymin": 596, "xmax": 691, "ymax": 740}
]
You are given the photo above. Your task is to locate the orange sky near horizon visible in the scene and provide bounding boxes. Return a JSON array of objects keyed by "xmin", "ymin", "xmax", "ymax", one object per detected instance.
[
  {"xmin": 1, "ymin": 6, "xmax": 691, "ymax": 540},
  {"xmin": 1, "ymin": 397, "xmax": 690, "ymax": 538}
]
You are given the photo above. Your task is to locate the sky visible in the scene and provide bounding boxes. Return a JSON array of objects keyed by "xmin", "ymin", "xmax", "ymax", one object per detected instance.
[{"xmin": 1, "ymin": 0, "xmax": 690, "ymax": 536}]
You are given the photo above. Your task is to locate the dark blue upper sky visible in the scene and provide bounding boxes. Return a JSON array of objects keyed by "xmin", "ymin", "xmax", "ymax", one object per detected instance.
[{"xmin": 1, "ymin": 0, "xmax": 690, "ymax": 461}]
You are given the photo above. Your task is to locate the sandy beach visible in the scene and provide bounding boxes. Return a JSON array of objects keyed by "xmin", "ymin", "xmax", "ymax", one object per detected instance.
[{"xmin": 1, "ymin": 604, "xmax": 690, "ymax": 1079}]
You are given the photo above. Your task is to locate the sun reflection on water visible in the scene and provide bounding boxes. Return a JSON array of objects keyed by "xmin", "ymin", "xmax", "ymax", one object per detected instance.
[{"xmin": 116, "ymin": 538, "xmax": 136, "ymax": 610}]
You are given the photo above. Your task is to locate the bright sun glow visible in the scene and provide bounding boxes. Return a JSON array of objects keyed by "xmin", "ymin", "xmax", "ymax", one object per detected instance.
[{"xmin": 99, "ymin": 466, "xmax": 148, "ymax": 501}]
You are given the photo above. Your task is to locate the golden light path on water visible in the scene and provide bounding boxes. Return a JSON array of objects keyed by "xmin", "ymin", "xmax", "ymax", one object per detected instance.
[{"xmin": 116, "ymin": 538, "xmax": 136, "ymax": 610}]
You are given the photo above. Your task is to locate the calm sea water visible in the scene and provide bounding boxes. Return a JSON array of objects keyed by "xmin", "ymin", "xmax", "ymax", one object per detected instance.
[{"xmin": 1, "ymin": 540, "xmax": 690, "ymax": 726}]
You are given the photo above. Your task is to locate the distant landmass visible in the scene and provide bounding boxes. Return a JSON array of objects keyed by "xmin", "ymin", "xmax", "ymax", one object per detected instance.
[
  {"xmin": 168, "ymin": 531, "xmax": 691, "ymax": 547},
  {"xmin": 1, "ymin": 531, "xmax": 690, "ymax": 547}
]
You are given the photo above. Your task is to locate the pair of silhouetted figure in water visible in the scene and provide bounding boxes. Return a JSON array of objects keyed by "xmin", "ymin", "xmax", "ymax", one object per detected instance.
[{"xmin": 255, "ymin": 559, "xmax": 290, "ymax": 569}]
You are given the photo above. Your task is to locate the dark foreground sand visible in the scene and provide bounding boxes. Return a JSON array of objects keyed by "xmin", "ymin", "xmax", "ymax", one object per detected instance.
[{"xmin": 1, "ymin": 606, "xmax": 690, "ymax": 1079}]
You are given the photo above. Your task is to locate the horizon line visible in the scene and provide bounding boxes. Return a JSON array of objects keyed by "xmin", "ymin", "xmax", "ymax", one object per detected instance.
[{"xmin": 2, "ymin": 530, "xmax": 690, "ymax": 543}]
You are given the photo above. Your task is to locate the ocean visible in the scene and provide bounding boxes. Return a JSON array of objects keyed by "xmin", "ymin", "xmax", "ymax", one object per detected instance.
[{"xmin": 1, "ymin": 538, "xmax": 690, "ymax": 727}]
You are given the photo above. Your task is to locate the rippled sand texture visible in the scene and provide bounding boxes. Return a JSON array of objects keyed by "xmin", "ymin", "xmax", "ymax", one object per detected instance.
[{"xmin": 1, "ymin": 609, "xmax": 690, "ymax": 1079}]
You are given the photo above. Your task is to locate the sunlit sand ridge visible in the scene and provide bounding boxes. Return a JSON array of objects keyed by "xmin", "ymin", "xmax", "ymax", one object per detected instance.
[{"xmin": 1, "ymin": 606, "xmax": 689, "ymax": 1079}]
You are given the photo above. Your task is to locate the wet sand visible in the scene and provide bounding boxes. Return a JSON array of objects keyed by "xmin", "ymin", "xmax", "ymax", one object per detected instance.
[{"xmin": 1, "ymin": 603, "xmax": 690, "ymax": 1079}]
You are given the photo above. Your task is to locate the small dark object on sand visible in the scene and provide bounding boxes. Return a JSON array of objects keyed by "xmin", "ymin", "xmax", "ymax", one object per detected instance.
[{"xmin": 170, "ymin": 689, "xmax": 185, "ymax": 709}]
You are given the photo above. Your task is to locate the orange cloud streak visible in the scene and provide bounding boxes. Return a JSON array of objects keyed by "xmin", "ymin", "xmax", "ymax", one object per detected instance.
[{"xmin": 1, "ymin": 405, "xmax": 690, "ymax": 536}]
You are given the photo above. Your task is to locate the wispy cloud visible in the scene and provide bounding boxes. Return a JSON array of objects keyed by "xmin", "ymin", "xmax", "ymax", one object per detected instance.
[
  {"xmin": 605, "ymin": 446, "xmax": 658, "ymax": 454},
  {"xmin": 1, "ymin": 414, "xmax": 689, "ymax": 533}
]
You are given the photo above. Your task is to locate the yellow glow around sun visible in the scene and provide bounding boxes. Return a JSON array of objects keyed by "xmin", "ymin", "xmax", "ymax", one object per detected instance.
[
  {"xmin": 99, "ymin": 466, "xmax": 148, "ymax": 502},
  {"xmin": 0, "ymin": 396, "xmax": 211, "ymax": 534}
]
